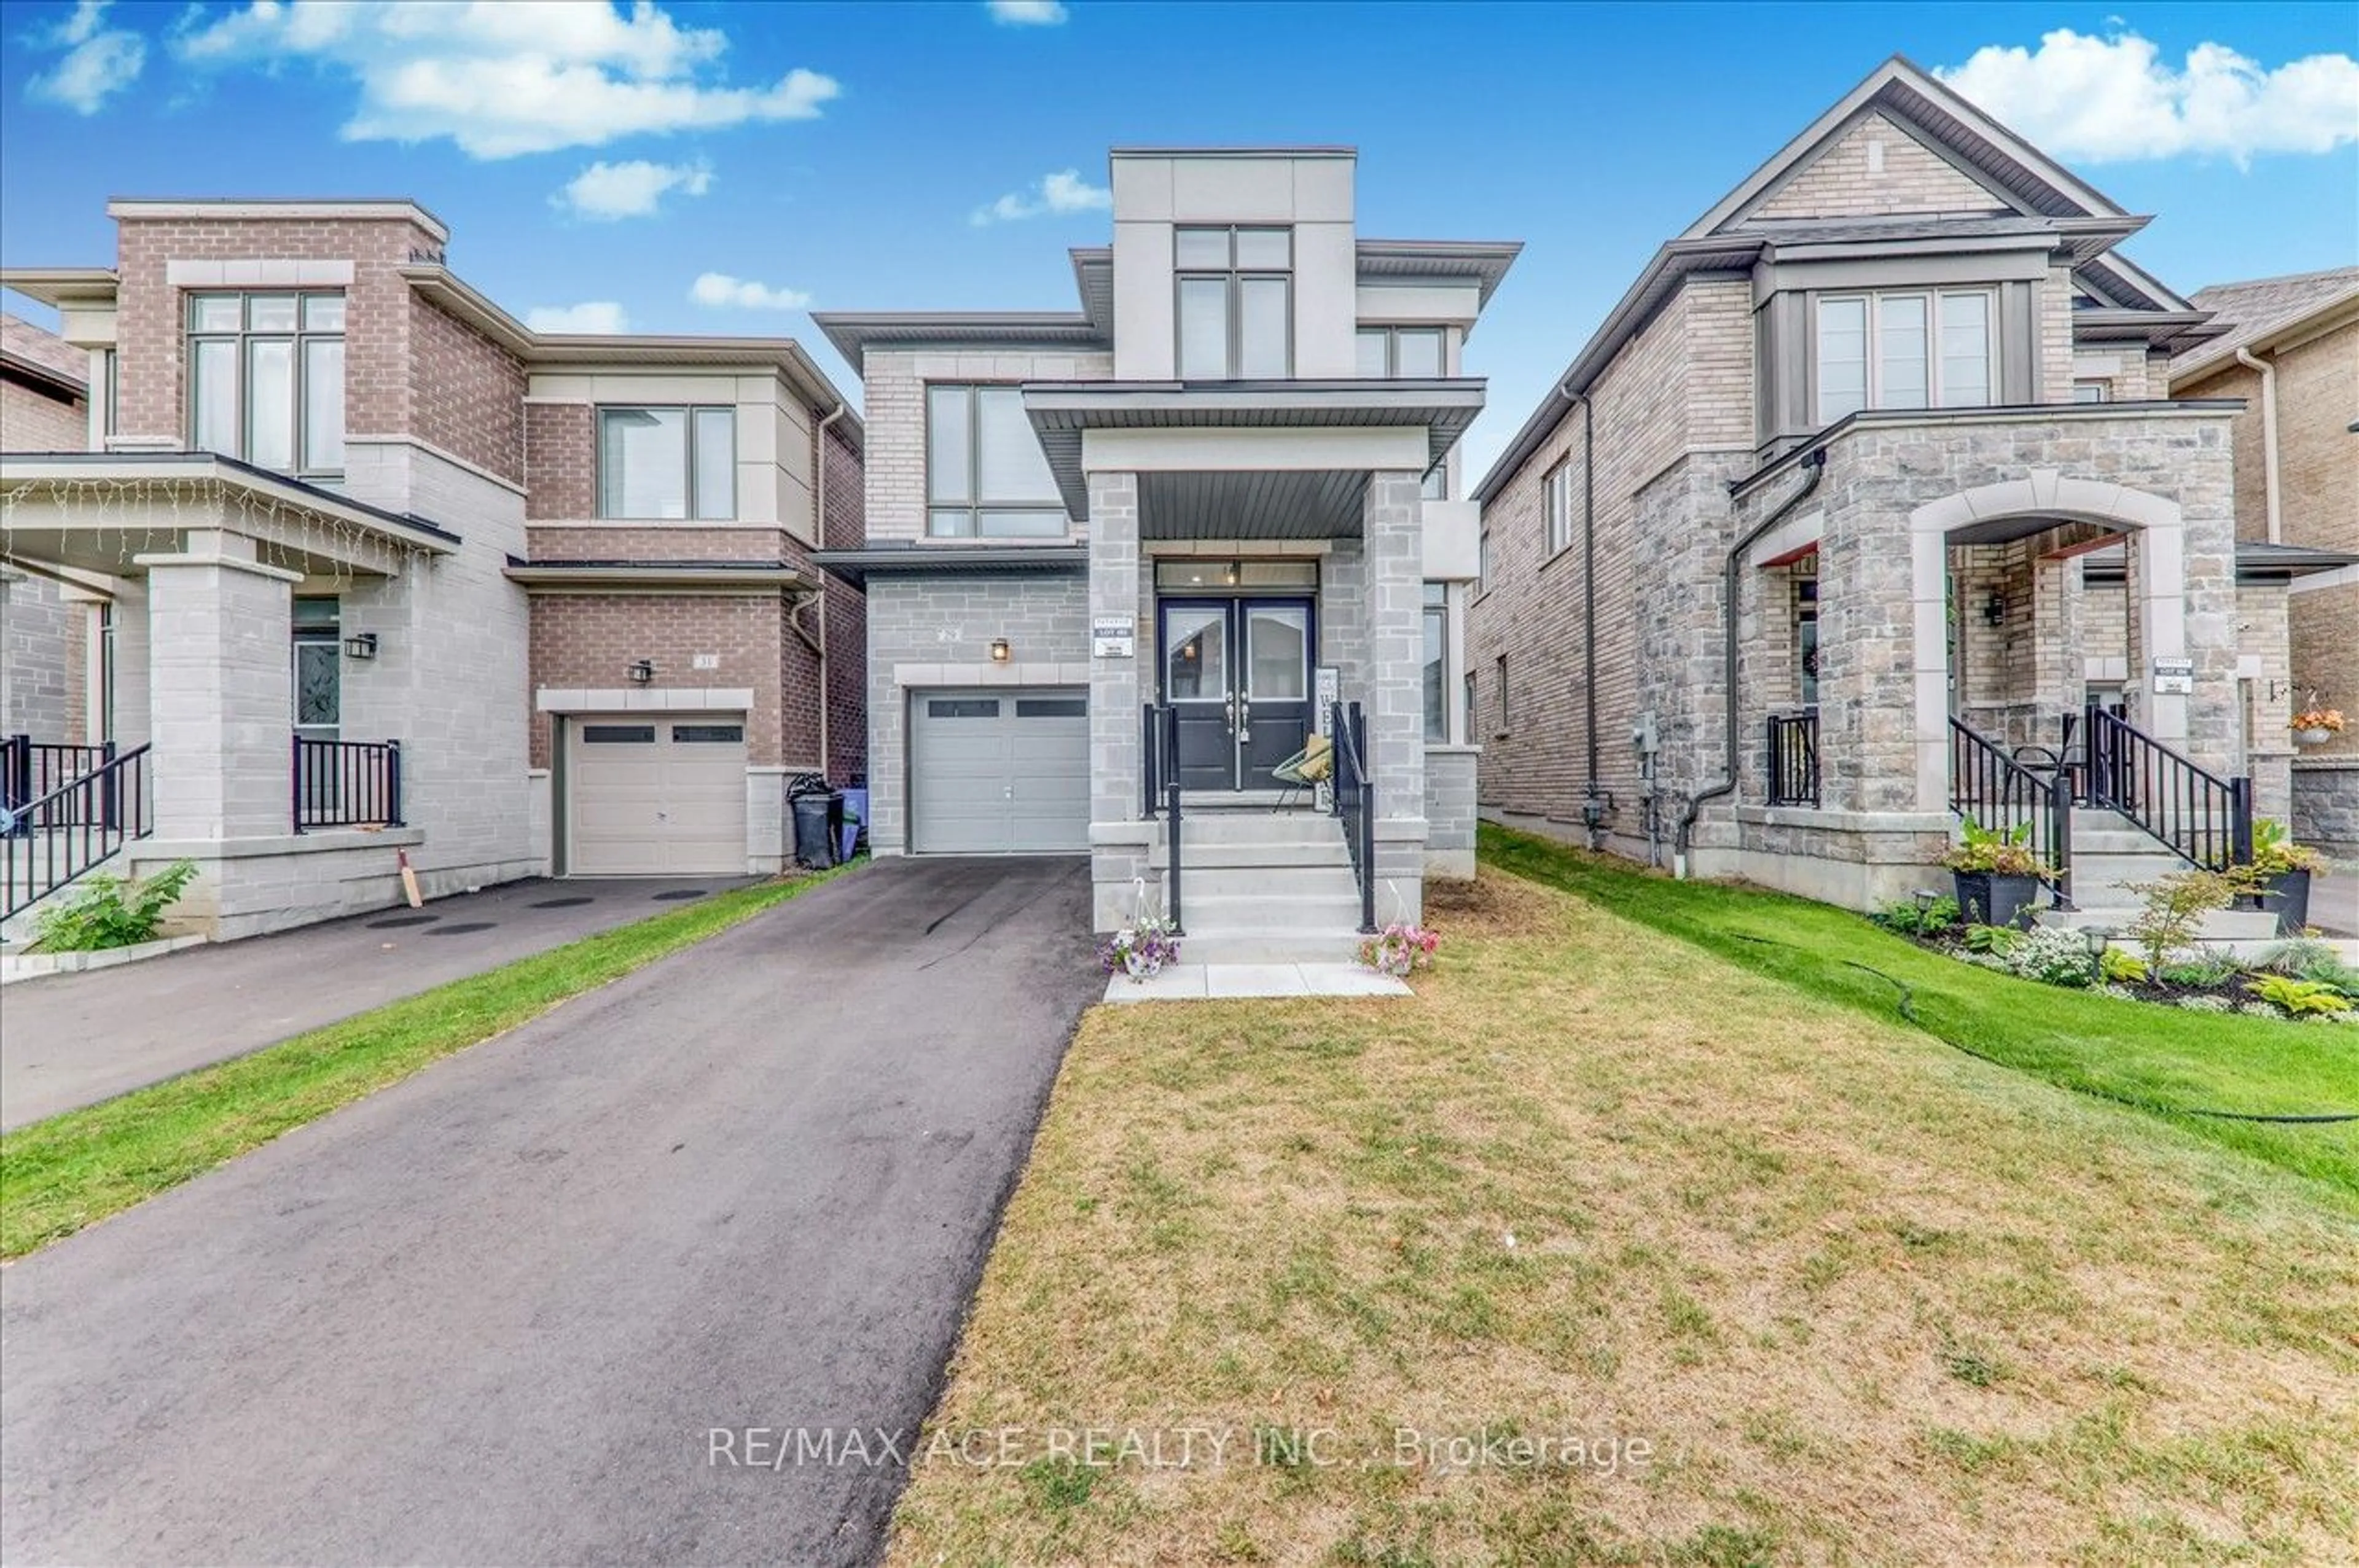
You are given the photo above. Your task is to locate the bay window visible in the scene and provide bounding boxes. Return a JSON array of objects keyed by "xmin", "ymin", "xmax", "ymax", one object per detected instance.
[
  {"xmin": 928, "ymin": 385, "xmax": 1066, "ymax": 537},
  {"xmin": 1176, "ymin": 226, "xmax": 1291, "ymax": 378},
  {"xmin": 1422, "ymin": 583, "xmax": 1449, "ymax": 743},
  {"xmin": 1815, "ymin": 289, "xmax": 1993, "ymax": 424},
  {"xmin": 187, "ymin": 292, "xmax": 345, "ymax": 475},
  {"xmin": 597, "ymin": 406, "xmax": 735, "ymax": 520}
]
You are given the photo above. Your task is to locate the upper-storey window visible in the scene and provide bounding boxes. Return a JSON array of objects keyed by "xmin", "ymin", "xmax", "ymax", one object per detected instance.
[
  {"xmin": 927, "ymin": 385, "xmax": 1065, "ymax": 537},
  {"xmin": 1815, "ymin": 290, "xmax": 1992, "ymax": 425},
  {"xmin": 1544, "ymin": 461, "xmax": 1576, "ymax": 556},
  {"xmin": 1355, "ymin": 326, "xmax": 1444, "ymax": 378},
  {"xmin": 1176, "ymin": 226, "xmax": 1291, "ymax": 379},
  {"xmin": 188, "ymin": 292, "xmax": 345, "ymax": 475},
  {"xmin": 597, "ymin": 407, "xmax": 735, "ymax": 520}
]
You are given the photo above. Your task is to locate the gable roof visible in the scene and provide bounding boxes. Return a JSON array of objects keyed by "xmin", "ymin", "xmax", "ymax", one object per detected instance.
[
  {"xmin": 1476, "ymin": 55, "xmax": 2201, "ymax": 504},
  {"xmin": 2170, "ymin": 267, "xmax": 2359, "ymax": 386},
  {"xmin": 0, "ymin": 313, "xmax": 87, "ymax": 398}
]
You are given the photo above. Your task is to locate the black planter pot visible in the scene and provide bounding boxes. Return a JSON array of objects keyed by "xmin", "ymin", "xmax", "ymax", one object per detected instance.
[
  {"xmin": 1952, "ymin": 870, "xmax": 2040, "ymax": 930},
  {"xmin": 2245, "ymin": 868, "xmax": 2312, "ymax": 935}
]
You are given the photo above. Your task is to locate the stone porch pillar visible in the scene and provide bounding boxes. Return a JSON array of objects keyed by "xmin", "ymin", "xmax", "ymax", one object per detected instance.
[
  {"xmin": 1085, "ymin": 470, "xmax": 1152, "ymax": 930},
  {"xmin": 136, "ymin": 529, "xmax": 300, "ymax": 841},
  {"xmin": 1362, "ymin": 470, "xmax": 1426, "ymax": 922}
]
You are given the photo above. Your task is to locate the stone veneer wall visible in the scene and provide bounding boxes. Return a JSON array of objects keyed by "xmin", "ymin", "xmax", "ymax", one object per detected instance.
[{"xmin": 1, "ymin": 365, "xmax": 92, "ymax": 739}]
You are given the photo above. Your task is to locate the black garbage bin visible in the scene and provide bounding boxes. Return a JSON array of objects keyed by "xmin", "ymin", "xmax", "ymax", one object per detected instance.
[{"xmin": 791, "ymin": 792, "xmax": 837, "ymax": 869}]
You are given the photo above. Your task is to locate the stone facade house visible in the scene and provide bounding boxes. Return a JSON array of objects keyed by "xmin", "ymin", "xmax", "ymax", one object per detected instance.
[
  {"xmin": 2167, "ymin": 268, "xmax": 2359, "ymax": 857},
  {"xmin": 1, "ymin": 199, "xmax": 864, "ymax": 939},
  {"xmin": 815, "ymin": 149, "xmax": 1516, "ymax": 954},
  {"xmin": 1469, "ymin": 57, "xmax": 2352, "ymax": 915}
]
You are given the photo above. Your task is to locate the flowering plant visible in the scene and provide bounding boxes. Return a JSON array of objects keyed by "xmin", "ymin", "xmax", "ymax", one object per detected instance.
[
  {"xmin": 1359, "ymin": 922, "xmax": 1440, "ymax": 978},
  {"xmin": 1099, "ymin": 917, "xmax": 1182, "ymax": 981},
  {"xmin": 2289, "ymin": 704, "xmax": 2345, "ymax": 735}
]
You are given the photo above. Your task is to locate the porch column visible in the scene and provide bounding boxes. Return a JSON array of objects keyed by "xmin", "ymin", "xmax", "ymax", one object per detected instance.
[
  {"xmin": 136, "ymin": 529, "xmax": 300, "ymax": 840},
  {"xmin": 1085, "ymin": 470, "xmax": 1152, "ymax": 930},
  {"xmin": 1363, "ymin": 470, "xmax": 1427, "ymax": 920}
]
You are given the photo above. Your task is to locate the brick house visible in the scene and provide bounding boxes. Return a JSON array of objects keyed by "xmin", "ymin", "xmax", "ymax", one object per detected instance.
[
  {"xmin": 1469, "ymin": 57, "xmax": 2354, "ymax": 918},
  {"xmin": 2166, "ymin": 268, "xmax": 2359, "ymax": 857},
  {"xmin": 815, "ymin": 149, "xmax": 1517, "ymax": 953},
  {"xmin": 1, "ymin": 199, "xmax": 863, "ymax": 938}
]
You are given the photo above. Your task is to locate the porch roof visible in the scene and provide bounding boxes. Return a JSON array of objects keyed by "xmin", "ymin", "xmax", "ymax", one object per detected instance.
[
  {"xmin": 2080, "ymin": 539, "xmax": 2359, "ymax": 585},
  {"xmin": 1022, "ymin": 378, "xmax": 1484, "ymax": 526},
  {"xmin": 808, "ymin": 542, "xmax": 1087, "ymax": 590},
  {"xmin": 0, "ymin": 451, "xmax": 460, "ymax": 582}
]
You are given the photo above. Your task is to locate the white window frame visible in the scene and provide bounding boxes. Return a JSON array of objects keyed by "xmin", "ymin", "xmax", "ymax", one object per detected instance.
[
  {"xmin": 1815, "ymin": 288, "xmax": 1996, "ymax": 424},
  {"xmin": 1544, "ymin": 461, "xmax": 1576, "ymax": 557}
]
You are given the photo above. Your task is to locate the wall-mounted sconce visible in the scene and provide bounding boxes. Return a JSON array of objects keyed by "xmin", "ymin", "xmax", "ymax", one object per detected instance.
[
  {"xmin": 627, "ymin": 658, "xmax": 655, "ymax": 685},
  {"xmin": 1981, "ymin": 590, "xmax": 2006, "ymax": 628},
  {"xmin": 342, "ymin": 631, "xmax": 379, "ymax": 661},
  {"xmin": 988, "ymin": 638, "xmax": 1012, "ymax": 664},
  {"xmin": 2268, "ymin": 679, "xmax": 2291, "ymax": 702}
]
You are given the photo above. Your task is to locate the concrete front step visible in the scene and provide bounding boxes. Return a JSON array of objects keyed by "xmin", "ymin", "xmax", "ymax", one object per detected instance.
[
  {"xmin": 1174, "ymin": 841, "xmax": 1355, "ymax": 870},
  {"xmin": 1181, "ymin": 865, "xmax": 1361, "ymax": 902},
  {"xmin": 1184, "ymin": 891, "xmax": 1366, "ymax": 929},
  {"xmin": 1162, "ymin": 810, "xmax": 1344, "ymax": 848},
  {"xmin": 1178, "ymin": 928, "xmax": 1367, "ymax": 965}
]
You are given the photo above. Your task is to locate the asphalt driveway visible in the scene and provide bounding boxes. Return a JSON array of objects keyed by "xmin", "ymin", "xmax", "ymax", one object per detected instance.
[
  {"xmin": 0, "ymin": 856, "xmax": 1099, "ymax": 1567},
  {"xmin": 2, "ymin": 875, "xmax": 756, "ymax": 1130}
]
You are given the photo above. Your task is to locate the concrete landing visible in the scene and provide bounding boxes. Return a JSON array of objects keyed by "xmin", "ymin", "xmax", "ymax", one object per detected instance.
[{"xmin": 1103, "ymin": 962, "xmax": 1412, "ymax": 1004}]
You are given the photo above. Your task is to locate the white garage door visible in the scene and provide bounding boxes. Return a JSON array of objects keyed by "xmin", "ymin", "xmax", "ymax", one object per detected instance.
[
  {"xmin": 911, "ymin": 689, "xmax": 1089, "ymax": 854},
  {"xmin": 569, "ymin": 714, "xmax": 748, "ymax": 876}
]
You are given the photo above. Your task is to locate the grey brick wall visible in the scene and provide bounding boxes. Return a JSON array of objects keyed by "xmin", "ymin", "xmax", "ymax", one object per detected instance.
[
  {"xmin": 2293, "ymin": 763, "xmax": 2359, "ymax": 859},
  {"xmin": 1, "ymin": 572, "xmax": 82, "ymax": 740}
]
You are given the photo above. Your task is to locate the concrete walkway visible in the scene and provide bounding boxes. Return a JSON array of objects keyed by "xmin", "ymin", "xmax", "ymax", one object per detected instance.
[
  {"xmin": 2306, "ymin": 869, "xmax": 2358, "ymax": 938},
  {"xmin": 1103, "ymin": 961, "xmax": 1410, "ymax": 1002},
  {"xmin": 0, "ymin": 857, "xmax": 1100, "ymax": 1567},
  {"xmin": 0, "ymin": 875, "xmax": 755, "ymax": 1129}
]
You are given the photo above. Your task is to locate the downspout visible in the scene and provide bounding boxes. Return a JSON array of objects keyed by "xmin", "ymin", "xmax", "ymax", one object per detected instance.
[
  {"xmin": 2234, "ymin": 346, "xmax": 2282, "ymax": 544},
  {"xmin": 1575, "ymin": 389, "xmax": 1605, "ymax": 849},
  {"xmin": 802, "ymin": 398, "xmax": 849, "ymax": 777},
  {"xmin": 1673, "ymin": 446, "xmax": 1826, "ymax": 878}
]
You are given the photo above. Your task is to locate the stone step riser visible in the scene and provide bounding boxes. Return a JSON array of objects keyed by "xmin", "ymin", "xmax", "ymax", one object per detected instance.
[
  {"xmin": 1179, "ymin": 931, "xmax": 1366, "ymax": 965},
  {"xmin": 1159, "ymin": 813, "xmax": 1345, "ymax": 848},
  {"xmin": 1174, "ymin": 843, "xmax": 1356, "ymax": 870},
  {"xmin": 1181, "ymin": 868, "xmax": 1362, "ymax": 902},
  {"xmin": 1185, "ymin": 894, "xmax": 1367, "ymax": 931}
]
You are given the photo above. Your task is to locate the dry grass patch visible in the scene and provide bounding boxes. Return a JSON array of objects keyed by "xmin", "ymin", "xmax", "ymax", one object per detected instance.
[{"xmin": 887, "ymin": 871, "xmax": 2359, "ymax": 1566}]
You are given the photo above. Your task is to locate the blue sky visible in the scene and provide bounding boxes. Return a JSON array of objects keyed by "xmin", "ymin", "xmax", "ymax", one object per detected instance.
[{"xmin": 5, "ymin": 1, "xmax": 2355, "ymax": 478}]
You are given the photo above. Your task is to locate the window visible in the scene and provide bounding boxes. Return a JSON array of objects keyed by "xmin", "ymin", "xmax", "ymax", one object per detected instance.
[
  {"xmin": 1796, "ymin": 579, "xmax": 1820, "ymax": 709},
  {"xmin": 671, "ymin": 724, "xmax": 744, "ymax": 743},
  {"xmin": 1015, "ymin": 696, "xmax": 1088, "ymax": 719},
  {"xmin": 292, "ymin": 598, "xmax": 340, "ymax": 740},
  {"xmin": 928, "ymin": 385, "xmax": 1066, "ymax": 537},
  {"xmin": 582, "ymin": 724, "xmax": 657, "ymax": 743},
  {"xmin": 1815, "ymin": 289, "xmax": 1995, "ymax": 423},
  {"xmin": 1355, "ymin": 326, "xmax": 1445, "ymax": 378},
  {"xmin": 1495, "ymin": 654, "xmax": 1510, "ymax": 735},
  {"xmin": 1422, "ymin": 583, "xmax": 1449, "ymax": 743},
  {"xmin": 2073, "ymin": 380, "xmax": 2111, "ymax": 404},
  {"xmin": 1544, "ymin": 461, "xmax": 1576, "ymax": 556},
  {"xmin": 1477, "ymin": 528, "xmax": 1492, "ymax": 593},
  {"xmin": 187, "ymin": 292, "xmax": 345, "ymax": 474},
  {"xmin": 597, "ymin": 407, "xmax": 734, "ymax": 520},
  {"xmin": 1175, "ymin": 226, "xmax": 1291, "ymax": 378}
]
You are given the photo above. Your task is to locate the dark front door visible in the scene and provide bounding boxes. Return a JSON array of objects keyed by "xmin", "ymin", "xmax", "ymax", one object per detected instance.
[{"xmin": 1159, "ymin": 597, "xmax": 1313, "ymax": 791}]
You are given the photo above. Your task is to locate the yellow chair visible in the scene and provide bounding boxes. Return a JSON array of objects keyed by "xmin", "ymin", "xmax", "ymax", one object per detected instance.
[{"xmin": 1270, "ymin": 732, "xmax": 1333, "ymax": 810}]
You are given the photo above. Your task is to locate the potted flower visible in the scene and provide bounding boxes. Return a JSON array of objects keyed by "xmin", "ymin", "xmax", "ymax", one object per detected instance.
[
  {"xmin": 1941, "ymin": 815, "xmax": 2052, "ymax": 930},
  {"xmin": 1098, "ymin": 916, "xmax": 1181, "ymax": 982},
  {"xmin": 2240, "ymin": 818, "xmax": 2325, "ymax": 934},
  {"xmin": 1359, "ymin": 921, "xmax": 1439, "ymax": 978},
  {"xmin": 2290, "ymin": 698, "xmax": 2344, "ymax": 747}
]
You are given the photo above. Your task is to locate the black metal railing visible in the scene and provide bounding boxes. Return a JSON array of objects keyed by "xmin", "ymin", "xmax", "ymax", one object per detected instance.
[
  {"xmin": 2076, "ymin": 704, "xmax": 2251, "ymax": 872},
  {"xmin": 293, "ymin": 736, "xmax": 404, "ymax": 832},
  {"xmin": 1766, "ymin": 711, "xmax": 1820, "ymax": 807},
  {"xmin": 4, "ymin": 735, "xmax": 117, "ymax": 820},
  {"xmin": 1949, "ymin": 716, "xmax": 2071, "ymax": 905},
  {"xmin": 1327, "ymin": 699, "xmax": 1377, "ymax": 935},
  {"xmin": 1140, "ymin": 704, "xmax": 1183, "ymax": 933},
  {"xmin": 2, "ymin": 743, "xmax": 152, "ymax": 921}
]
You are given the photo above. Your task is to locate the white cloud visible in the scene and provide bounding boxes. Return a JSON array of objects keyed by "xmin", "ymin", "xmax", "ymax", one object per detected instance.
[
  {"xmin": 555, "ymin": 158, "xmax": 713, "ymax": 220},
  {"xmin": 526, "ymin": 301, "xmax": 630, "ymax": 334},
  {"xmin": 987, "ymin": 1, "xmax": 1068, "ymax": 25},
  {"xmin": 688, "ymin": 272, "xmax": 811, "ymax": 311},
  {"xmin": 173, "ymin": 1, "xmax": 840, "ymax": 159},
  {"xmin": 970, "ymin": 168, "xmax": 1111, "ymax": 225},
  {"xmin": 26, "ymin": 0, "xmax": 147, "ymax": 114},
  {"xmin": 1938, "ymin": 29, "xmax": 2359, "ymax": 166}
]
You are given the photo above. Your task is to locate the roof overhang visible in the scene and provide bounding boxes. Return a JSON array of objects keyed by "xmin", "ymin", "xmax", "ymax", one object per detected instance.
[
  {"xmin": 811, "ymin": 311, "xmax": 1109, "ymax": 369},
  {"xmin": 809, "ymin": 543, "xmax": 1087, "ymax": 590},
  {"xmin": 0, "ymin": 268, "xmax": 120, "ymax": 309},
  {"xmin": 2081, "ymin": 539, "xmax": 2359, "ymax": 585},
  {"xmin": 1355, "ymin": 240, "xmax": 1523, "ymax": 308},
  {"xmin": 503, "ymin": 559, "xmax": 818, "ymax": 593},
  {"xmin": 1024, "ymin": 379, "xmax": 1484, "ymax": 523},
  {"xmin": 1, "ymin": 348, "xmax": 85, "ymax": 402},
  {"xmin": 2171, "ymin": 286, "xmax": 2359, "ymax": 388},
  {"xmin": 0, "ymin": 451, "xmax": 460, "ymax": 578}
]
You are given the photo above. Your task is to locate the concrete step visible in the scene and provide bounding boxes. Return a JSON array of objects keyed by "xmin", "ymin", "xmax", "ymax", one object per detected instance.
[
  {"xmin": 1183, "ymin": 891, "xmax": 1367, "ymax": 930},
  {"xmin": 1177, "ymin": 928, "xmax": 1367, "ymax": 965},
  {"xmin": 1180, "ymin": 865, "xmax": 1361, "ymax": 902},
  {"xmin": 1175, "ymin": 841, "xmax": 1355, "ymax": 870},
  {"xmin": 2071, "ymin": 829, "xmax": 2174, "ymax": 854},
  {"xmin": 1160, "ymin": 811, "xmax": 1345, "ymax": 848}
]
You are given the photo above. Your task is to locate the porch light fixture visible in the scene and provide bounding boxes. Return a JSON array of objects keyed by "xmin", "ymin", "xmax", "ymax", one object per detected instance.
[
  {"xmin": 988, "ymin": 638, "xmax": 1012, "ymax": 665},
  {"xmin": 627, "ymin": 658, "xmax": 655, "ymax": 685},
  {"xmin": 1981, "ymin": 590, "xmax": 2006, "ymax": 628},
  {"xmin": 342, "ymin": 632, "xmax": 378, "ymax": 661}
]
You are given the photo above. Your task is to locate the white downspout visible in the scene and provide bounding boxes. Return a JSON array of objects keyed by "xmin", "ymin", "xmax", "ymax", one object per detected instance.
[{"xmin": 2234, "ymin": 346, "xmax": 2282, "ymax": 544}]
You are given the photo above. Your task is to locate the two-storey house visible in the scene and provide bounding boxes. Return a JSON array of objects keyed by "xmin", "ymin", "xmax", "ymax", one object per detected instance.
[
  {"xmin": 1470, "ymin": 57, "xmax": 2353, "ymax": 919},
  {"xmin": 1, "ymin": 198, "xmax": 864, "ymax": 939},
  {"xmin": 816, "ymin": 149, "xmax": 1517, "ymax": 955}
]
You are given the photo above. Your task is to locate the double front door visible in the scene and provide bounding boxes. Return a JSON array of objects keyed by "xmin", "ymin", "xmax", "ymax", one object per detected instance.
[{"xmin": 1159, "ymin": 596, "xmax": 1313, "ymax": 792}]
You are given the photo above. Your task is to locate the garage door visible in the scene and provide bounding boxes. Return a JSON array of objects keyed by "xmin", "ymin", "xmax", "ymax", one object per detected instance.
[
  {"xmin": 911, "ymin": 689, "xmax": 1089, "ymax": 854},
  {"xmin": 569, "ymin": 714, "xmax": 748, "ymax": 875}
]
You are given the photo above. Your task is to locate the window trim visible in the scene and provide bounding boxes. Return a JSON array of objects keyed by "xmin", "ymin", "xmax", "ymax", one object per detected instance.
[
  {"xmin": 1493, "ymin": 653, "xmax": 1511, "ymax": 738},
  {"xmin": 1355, "ymin": 324, "xmax": 1447, "ymax": 378},
  {"xmin": 1174, "ymin": 225, "xmax": 1293, "ymax": 380},
  {"xmin": 923, "ymin": 383, "xmax": 1069, "ymax": 539},
  {"xmin": 1813, "ymin": 287, "xmax": 1997, "ymax": 424},
  {"xmin": 184, "ymin": 291, "xmax": 346, "ymax": 478},
  {"xmin": 595, "ymin": 404, "xmax": 737, "ymax": 521},
  {"xmin": 1543, "ymin": 460, "xmax": 1576, "ymax": 558},
  {"xmin": 1421, "ymin": 582, "xmax": 1450, "ymax": 745}
]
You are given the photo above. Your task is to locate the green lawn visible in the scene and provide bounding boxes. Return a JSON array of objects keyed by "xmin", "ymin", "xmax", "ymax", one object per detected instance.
[
  {"xmin": 1481, "ymin": 824, "xmax": 2359, "ymax": 1198},
  {"xmin": 0, "ymin": 865, "xmax": 854, "ymax": 1259}
]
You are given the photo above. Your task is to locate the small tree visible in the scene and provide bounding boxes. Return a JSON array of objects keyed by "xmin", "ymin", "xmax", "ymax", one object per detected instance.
[{"xmin": 2121, "ymin": 869, "xmax": 2238, "ymax": 972}]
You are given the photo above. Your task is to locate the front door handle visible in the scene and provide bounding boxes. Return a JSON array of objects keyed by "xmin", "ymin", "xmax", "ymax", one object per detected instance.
[{"xmin": 1224, "ymin": 693, "xmax": 1238, "ymax": 731}]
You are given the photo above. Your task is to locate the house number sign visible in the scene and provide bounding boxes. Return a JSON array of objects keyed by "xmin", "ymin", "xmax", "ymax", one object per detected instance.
[
  {"xmin": 2151, "ymin": 657, "xmax": 2194, "ymax": 695},
  {"xmin": 1092, "ymin": 617, "xmax": 1135, "ymax": 658}
]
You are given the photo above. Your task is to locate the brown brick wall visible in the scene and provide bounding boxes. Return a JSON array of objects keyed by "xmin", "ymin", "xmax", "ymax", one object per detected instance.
[
  {"xmin": 0, "ymin": 372, "xmax": 87, "ymax": 450},
  {"xmin": 410, "ymin": 295, "xmax": 523, "ymax": 483},
  {"xmin": 527, "ymin": 593, "xmax": 788, "ymax": 768},
  {"xmin": 821, "ymin": 417, "xmax": 867, "ymax": 781},
  {"xmin": 525, "ymin": 402, "xmax": 595, "ymax": 520},
  {"xmin": 526, "ymin": 526, "xmax": 799, "ymax": 562}
]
